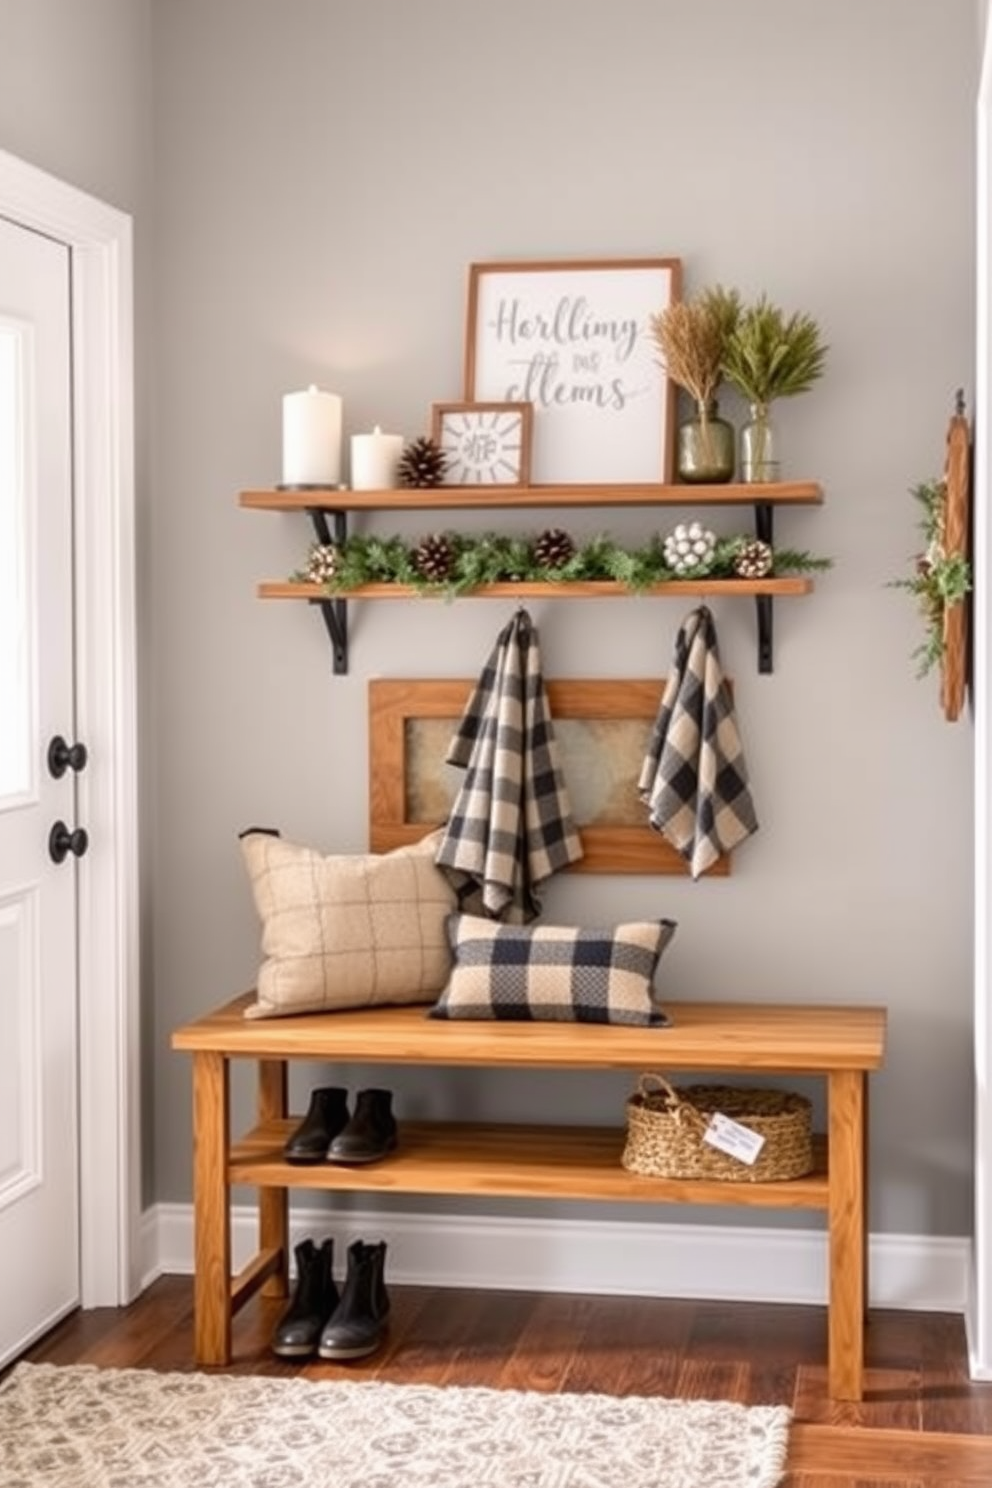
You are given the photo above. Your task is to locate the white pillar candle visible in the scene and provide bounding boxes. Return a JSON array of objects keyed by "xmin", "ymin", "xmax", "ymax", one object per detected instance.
[
  {"xmin": 350, "ymin": 425, "xmax": 405, "ymax": 490},
  {"xmin": 281, "ymin": 384, "xmax": 342, "ymax": 486}
]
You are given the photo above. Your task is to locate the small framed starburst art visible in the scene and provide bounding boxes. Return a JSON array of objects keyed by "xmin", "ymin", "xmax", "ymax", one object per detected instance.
[{"xmin": 430, "ymin": 400, "xmax": 532, "ymax": 487}]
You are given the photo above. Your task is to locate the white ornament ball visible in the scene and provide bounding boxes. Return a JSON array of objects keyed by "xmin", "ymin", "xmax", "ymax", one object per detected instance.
[{"xmin": 663, "ymin": 522, "xmax": 716, "ymax": 575}]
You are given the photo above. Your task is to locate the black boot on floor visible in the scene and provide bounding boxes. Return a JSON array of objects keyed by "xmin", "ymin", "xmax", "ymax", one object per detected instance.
[
  {"xmin": 271, "ymin": 1237, "xmax": 339, "ymax": 1360},
  {"xmin": 284, "ymin": 1086, "xmax": 349, "ymax": 1164},
  {"xmin": 326, "ymin": 1088, "xmax": 397, "ymax": 1164},
  {"xmin": 317, "ymin": 1239, "xmax": 390, "ymax": 1360}
]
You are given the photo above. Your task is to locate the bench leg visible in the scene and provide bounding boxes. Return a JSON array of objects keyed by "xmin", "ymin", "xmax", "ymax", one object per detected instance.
[
  {"xmin": 828, "ymin": 1068, "xmax": 866, "ymax": 1400},
  {"xmin": 863, "ymin": 1078, "xmax": 871, "ymax": 1325},
  {"xmin": 193, "ymin": 1050, "xmax": 231, "ymax": 1365},
  {"xmin": 258, "ymin": 1058, "xmax": 288, "ymax": 1299}
]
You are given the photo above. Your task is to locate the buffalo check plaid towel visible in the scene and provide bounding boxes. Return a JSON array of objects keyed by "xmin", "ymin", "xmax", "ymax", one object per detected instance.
[
  {"xmin": 637, "ymin": 605, "xmax": 758, "ymax": 879},
  {"xmin": 434, "ymin": 609, "xmax": 583, "ymax": 922}
]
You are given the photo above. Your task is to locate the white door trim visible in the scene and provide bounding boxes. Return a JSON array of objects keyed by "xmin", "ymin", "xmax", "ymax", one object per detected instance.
[
  {"xmin": 971, "ymin": 11, "xmax": 992, "ymax": 1379},
  {"xmin": 0, "ymin": 149, "xmax": 139, "ymax": 1308}
]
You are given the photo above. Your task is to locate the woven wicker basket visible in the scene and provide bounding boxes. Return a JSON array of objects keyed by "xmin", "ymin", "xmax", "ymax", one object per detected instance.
[{"xmin": 622, "ymin": 1073, "xmax": 813, "ymax": 1183}]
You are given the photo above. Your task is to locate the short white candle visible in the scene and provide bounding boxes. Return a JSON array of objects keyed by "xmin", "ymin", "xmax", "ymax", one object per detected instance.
[
  {"xmin": 282, "ymin": 384, "xmax": 342, "ymax": 486},
  {"xmin": 350, "ymin": 425, "xmax": 404, "ymax": 490}
]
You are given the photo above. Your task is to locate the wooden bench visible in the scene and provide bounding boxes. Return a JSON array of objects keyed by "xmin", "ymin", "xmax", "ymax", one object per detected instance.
[{"xmin": 172, "ymin": 994, "xmax": 886, "ymax": 1399}]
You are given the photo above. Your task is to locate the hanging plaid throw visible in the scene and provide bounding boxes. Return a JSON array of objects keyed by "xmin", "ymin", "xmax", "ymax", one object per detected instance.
[
  {"xmin": 434, "ymin": 609, "xmax": 584, "ymax": 922},
  {"xmin": 637, "ymin": 605, "xmax": 758, "ymax": 879}
]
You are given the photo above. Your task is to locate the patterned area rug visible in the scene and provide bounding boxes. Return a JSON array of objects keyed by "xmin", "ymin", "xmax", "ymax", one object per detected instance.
[{"xmin": 0, "ymin": 1361, "xmax": 791, "ymax": 1488}]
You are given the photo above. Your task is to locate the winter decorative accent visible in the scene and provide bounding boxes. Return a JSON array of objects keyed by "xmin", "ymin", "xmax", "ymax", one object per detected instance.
[
  {"xmin": 412, "ymin": 532, "xmax": 457, "ymax": 582},
  {"xmin": 290, "ymin": 529, "xmax": 830, "ymax": 595},
  {"xmin": 732, "ymin": 538, "xmax": 774, "ymax": 579},
  {"xmin": 890, "ymin": 477, "xmax": 972, "ymax": 677},
  {"xmin": 397, "ymin": 436, "xmax": 448, "ymax": 489},
  {"xmin": 663, "ymin": 522, "xmax": 717, "ymax": 575},
  {"xmin": 532, "ymin": 528, "xmax": 576, "ymax": 570},
  {"xmin": 305, "ymin": 543, "xmax": 341, "ymax": 584}
]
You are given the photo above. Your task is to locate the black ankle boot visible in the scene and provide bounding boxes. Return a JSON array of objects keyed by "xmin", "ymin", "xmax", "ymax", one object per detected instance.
[
  {"xmin": 284, "ymin": 1086, "xmax": 349, "ymax": 1164},
  {"xmin": 326, "ymin": 1089, "xmax": 397, "ymax": 1164},
  {"xmin": 271, "ymin": 1238, "xmax": 338, "ymax": 1359},
  {"xmin": 317, "ymin": 1240, "xmax": 390, "ymax": 1360}
]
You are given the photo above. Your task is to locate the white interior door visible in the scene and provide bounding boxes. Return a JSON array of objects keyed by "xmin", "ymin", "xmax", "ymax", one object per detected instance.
[{"xmin": 0, "ymin": 213, "xmax": 81, "ymax": 1366}]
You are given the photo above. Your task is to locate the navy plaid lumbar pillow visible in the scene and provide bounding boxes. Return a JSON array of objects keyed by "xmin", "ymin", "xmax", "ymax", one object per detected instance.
[{"xmin": 429, "ymin": 914, "xmax": 676, "ymax": 1026}]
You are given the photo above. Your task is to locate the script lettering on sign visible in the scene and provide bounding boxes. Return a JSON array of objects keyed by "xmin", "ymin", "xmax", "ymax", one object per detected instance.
[{"xmin": 491, "ymin": 295, "xmax": 641, "ymax": 413}]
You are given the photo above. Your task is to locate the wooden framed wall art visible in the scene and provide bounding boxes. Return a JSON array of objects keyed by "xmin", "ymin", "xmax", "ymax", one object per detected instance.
[
  {"xmin": 463, "ymin": 257, "xmax": 682, "ymax": 486},
  {"xmin": 368, "ymin": 676, "xmax": 729, "ymax": 876},
  {"xmin": 892, "ymin": 395, "xmax": 973, "ymax": 720},
  {"xmin": 430, "ymin": 401, "xmax": 532, "ymax": 487}
]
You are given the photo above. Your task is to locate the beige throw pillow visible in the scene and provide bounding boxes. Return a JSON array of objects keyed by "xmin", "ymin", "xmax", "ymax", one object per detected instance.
[{"xmin": 240, "ymin": 829, "xmax": 456, "ymax": 1019}]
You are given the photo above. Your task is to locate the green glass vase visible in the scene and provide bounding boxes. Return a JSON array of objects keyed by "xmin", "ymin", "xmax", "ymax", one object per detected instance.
[{"xmin": 676, "ymin": 399, "xmax": 735, "ymax": 484}]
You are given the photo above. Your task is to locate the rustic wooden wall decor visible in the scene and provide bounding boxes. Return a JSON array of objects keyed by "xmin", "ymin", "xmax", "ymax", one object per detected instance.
[
  {"xmin": 941, "ymin": 398, "xmax": 971, "ymax": 722},
  {"xmin": 368, "ymin": 677, "xmax": 730, "ymax": 877}
]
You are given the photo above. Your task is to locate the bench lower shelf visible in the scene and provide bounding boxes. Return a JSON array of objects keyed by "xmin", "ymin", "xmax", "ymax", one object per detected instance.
[{"xmin": 233, "ymin": 1120, "xmax": 829, "ymax": 1209}]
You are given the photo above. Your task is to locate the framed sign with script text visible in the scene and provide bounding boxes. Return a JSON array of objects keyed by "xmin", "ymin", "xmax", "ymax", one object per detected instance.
[{"xmin": 464, "ymin": 257, "xmax": 681, "ymax": 485}]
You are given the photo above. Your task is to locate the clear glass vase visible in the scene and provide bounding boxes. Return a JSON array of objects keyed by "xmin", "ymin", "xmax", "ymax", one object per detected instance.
[
  {"xmin": 677, "ymin": 398, "xmax": 735, "ymax": 484},
  {"xmin": 739, "ymin": 402, "xmax": 780, "ymax": 483}
]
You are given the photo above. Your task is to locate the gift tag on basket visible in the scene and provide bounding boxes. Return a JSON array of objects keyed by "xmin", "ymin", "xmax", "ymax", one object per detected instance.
[{"xmin": 702, "ymin": 1111, "xmax": 766, "ymax": 1166}]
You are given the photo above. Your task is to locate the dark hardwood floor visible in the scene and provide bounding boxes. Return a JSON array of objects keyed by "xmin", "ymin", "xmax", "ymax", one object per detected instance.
[{"xmin": 10, "ymin": 1277, "xmax": 992, "ymax": 1486}]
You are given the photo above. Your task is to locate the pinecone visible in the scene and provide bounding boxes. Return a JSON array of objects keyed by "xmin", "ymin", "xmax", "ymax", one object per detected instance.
[
  {"xmin": 398, "ymin": 435, "xmax": 448, "ymax": 489},
  {"xmin": 413, "ymin": 532, "xmax": 456, "ymax": 582},
  {"xmin": 733, "ymin": 538, "xmax": 774, "ymax": 580},
  {"xmin": 305, "ymin": 542, "xmax": 341, "ymax": 584},
  {"xmin": 533, "ymin": 527, "xmax": 576, "ymax": 570},
  {"xmin": 663, "ymin": 521, "xmax": 716, "ymax": 575}
]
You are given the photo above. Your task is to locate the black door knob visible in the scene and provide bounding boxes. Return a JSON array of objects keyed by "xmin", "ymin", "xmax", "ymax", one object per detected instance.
[
  {"xmin": 48, "ymin": 735, "xmax": 88, "ymax": 779},
  {"xmin": 49, "ymin": 821, "xmax": 89, "ymax": 864}
]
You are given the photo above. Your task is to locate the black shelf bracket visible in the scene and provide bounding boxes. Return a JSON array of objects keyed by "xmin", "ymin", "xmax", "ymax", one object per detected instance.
[
  {"xmin": 754, "ymin": 502, "xmax": 774, "ymax": 674},
  {"xmin": 307, "ymin": 507, "xmax": 349, "ymax": 674},
  {"xmin": 756, "ymin": 596, "xmax": 773, "ymax": 675}
]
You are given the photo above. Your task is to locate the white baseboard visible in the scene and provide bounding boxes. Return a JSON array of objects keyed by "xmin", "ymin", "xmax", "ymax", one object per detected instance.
[{"xmin": 142, "ymin": 1202, "xmax": 968, "ymax": 1314}]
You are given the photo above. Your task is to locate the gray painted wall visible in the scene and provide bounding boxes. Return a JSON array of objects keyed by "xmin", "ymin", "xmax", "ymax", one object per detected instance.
[
  {"xmin": 149, "ymin": 0, "xmax": 978, "ymax": 1237},
  {"xmin": 0, "ymin": 0, "xmax": 152, "ymax": 211},
  {"xmin": 0, "ymin": 0, "xmax": 981, "ymax": 1245}
]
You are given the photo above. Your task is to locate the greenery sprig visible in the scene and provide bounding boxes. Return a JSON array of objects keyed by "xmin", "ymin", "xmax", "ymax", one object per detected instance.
[
  {"xmin": 890, "ymin": 479, "xmax": 972, "ymax": 676},
  {"xmin": 294, "ymin": 529, "xmax": 832, "ymax": 598},
  {"xmin": 722, "ymin": 295, "xmax": 828, "ymax": 407}
]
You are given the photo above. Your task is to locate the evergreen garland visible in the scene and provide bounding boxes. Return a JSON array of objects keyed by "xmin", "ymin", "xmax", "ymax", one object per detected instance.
[
  {"xmin": 890, "ymin": 479, "xmax": 973, "ymax": 676},
  {"xmin": 293, "ymin": 529, "xmax": 831, "ymax": 597}
]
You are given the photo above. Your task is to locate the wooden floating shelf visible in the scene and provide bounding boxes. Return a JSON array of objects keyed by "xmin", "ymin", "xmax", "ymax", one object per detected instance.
[
  {"xmin": 241, "ymin": 480, "xmax": 823, "ymax": 513},
  {"xmin": 231, "ymin": 1118, "xmax": 830, "ymax": 1211},
  {"xmin": 242, "ymin": 479, "xmax": 826, "ymax": 674},
  {"xmin": 260, "ymin": 578, "xmax": 814, "ymax": 601}
]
